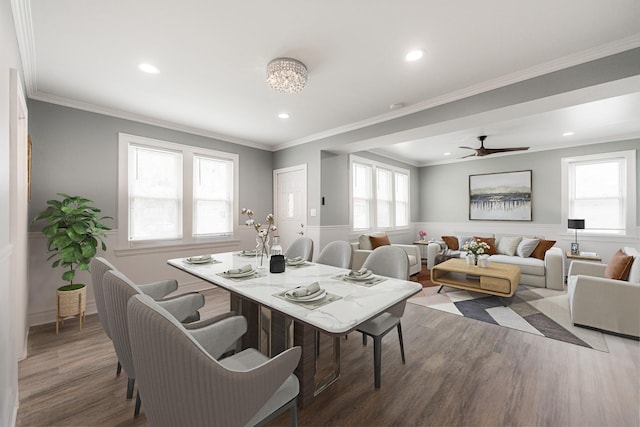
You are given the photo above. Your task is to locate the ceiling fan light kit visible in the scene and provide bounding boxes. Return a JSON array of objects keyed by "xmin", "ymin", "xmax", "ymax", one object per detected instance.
[
  {"xmin": 266, "ymin": 57, "xmax": 308, "ymax": 94},
  {"xmin": 460, "ymin": 135, "xmax": 530, "ymax": 158}
]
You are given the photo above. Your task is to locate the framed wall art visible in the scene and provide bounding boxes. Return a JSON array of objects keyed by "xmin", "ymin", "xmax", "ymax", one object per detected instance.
[{"xmin": 469, "ymin": 170, "xmax": 532, "ymax": 221}]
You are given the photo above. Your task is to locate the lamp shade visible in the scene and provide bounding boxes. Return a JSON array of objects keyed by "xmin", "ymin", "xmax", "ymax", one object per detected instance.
[{"xmin": 568, "ymin": 219, "xmax": 585, "ymax": 230}]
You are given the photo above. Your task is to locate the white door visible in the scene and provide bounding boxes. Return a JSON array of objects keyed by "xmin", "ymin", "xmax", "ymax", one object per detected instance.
[{"xmin": 273, "ymin": 165, "xmax": 307, "ymax": 252}]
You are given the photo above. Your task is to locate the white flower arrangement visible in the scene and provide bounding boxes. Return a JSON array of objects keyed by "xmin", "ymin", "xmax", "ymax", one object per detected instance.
[
  {"xmin": 241, "ymin": 208, "xmax": 276, "ymax": 266},
  {"xmin": 461, "ymin": 239, "xmax": 490, "ymax": 256}
]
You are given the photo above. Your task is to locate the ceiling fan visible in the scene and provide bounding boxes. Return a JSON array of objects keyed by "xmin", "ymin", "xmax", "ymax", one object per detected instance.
[{"xmin": 460, "ymin": 135, "xmax": 529, "ymax": 158}]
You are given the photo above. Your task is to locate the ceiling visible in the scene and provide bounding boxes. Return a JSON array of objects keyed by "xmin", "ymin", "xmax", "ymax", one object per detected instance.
[{"xmin": 13, "ymin": 1, "xmax": 640, "ymax": 165}]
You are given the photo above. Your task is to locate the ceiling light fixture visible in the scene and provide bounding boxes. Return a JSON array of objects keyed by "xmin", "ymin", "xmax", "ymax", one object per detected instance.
[
  {"xmin": 405, "ymin": 50, "xmax": 424, "ymax": 62},
  {"xmin": 266, "ymin": 58, "xmax": 308, "ymax": 94},
  {"xmin": 138, "ymin": 63, "xmax": 159, "ymax": 74},
  {"xmin": 278, "ymin": 112, "xmax": 290, "ymax": 119},
  {"xmin": 563, "ymin": 131, "xmax": 575, "ymax": 136}
]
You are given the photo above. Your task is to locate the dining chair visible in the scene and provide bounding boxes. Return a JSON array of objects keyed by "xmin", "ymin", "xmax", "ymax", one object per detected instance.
[
  {"xmin": 316, "ymin": 240, "xmax": 352, "ymax": 269},
  {"xmin": 89, "ymin": 257, "xmax": 189, "ymax": 376},
  {"xmin": 127, "ymin": 293, "xmax": 302, "ymax": 427},
  {"xmin": 102, "ymin": 269, "xmax": 219, "ymax": 417},
  {"xmin": 357, "ymin": 245, "xmax": 410, "ymax": 388},
  {"xmin": 284, "ymin": 237, "xmax": 314, "ymax": 262}
]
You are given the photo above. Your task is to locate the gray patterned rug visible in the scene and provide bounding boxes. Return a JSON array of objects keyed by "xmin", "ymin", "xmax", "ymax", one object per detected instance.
[{"xmin": 409, "ymin": 284, "xmax": 608, "ymax": 352}]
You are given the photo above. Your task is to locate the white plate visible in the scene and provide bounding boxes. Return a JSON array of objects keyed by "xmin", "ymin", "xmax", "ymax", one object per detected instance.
[
  {"xmin": 285, "ymin": 289, "xmax": 327, "ymax": 302},
  {"xmin": 185, "ymin": 257, "xmax": 213, "ymax": 264},
  {"xmin": 238, "ymin": 250, "xmax": 258, "ymax": 256},
  {"xmin": 345, "ymin": 271, "xmax": 373, "ymax": 281},
  {"xmin": 287, "ymin": 259, "xmax": 306, "ymax": 266},
  {"xmin": 224, "ymin": 269, "xmax": 256, "ymax": 278}
]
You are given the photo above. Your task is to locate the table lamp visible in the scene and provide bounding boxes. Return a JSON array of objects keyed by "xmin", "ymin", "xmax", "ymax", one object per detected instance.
[{"xmin": 568, "ymin": 219, "xmax": 585, "ymax": 255}]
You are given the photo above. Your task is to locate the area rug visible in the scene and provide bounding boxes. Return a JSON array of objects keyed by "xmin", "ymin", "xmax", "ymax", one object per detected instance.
[{"xmin": 409, "ymin": 285, "xmax": 609, "ymax": 352}]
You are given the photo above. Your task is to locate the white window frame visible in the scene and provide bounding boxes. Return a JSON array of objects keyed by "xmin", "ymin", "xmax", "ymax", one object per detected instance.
[
  {"xmin": 561, "ymin": 149, "xmax": 636, "ymax": 236},
  {"xmin": 349, "ymin": 155, "xmax": 410, "ymax": 232},
  {"xmin": 117, "ymin": 133, "xmax": 239, "ymax": 249}
]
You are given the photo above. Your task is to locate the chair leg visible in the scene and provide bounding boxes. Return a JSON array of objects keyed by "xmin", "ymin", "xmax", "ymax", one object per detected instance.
[
  {"xmin": 362, "ymin": 333, "xmax": 367, "ymax": 346},
  {"xmin": 126, "ymin": 377, "xmax": 135, "ymax": 399},
  {"xmin": 289, "ymin": 399, "xmax": 298, "ymax": 427},
  {"xmin": 134, "ymin": 391, "xmax": 142, "ymax": 417},
  {"xmin": 116, "ymin": 361, "xmax": 122, "ymax": 376},
  {"xmin": 397, "ymin": 323, "xmax": 405, "ymax": 363},
  {"xmin": 373, "ymin": 336, "xmax": 382, "ymax": 389}
]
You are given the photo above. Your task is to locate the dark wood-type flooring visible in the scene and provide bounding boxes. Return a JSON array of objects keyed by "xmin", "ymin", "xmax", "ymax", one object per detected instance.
[{"xmin": 17, "ymin": 283, "xmax": 639, "ymax": 426}]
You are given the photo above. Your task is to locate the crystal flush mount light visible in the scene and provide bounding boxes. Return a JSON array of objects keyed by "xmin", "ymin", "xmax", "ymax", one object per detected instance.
[{"xmin": 266, "ymin": 58, "xmax": 308, "ymax": 94}]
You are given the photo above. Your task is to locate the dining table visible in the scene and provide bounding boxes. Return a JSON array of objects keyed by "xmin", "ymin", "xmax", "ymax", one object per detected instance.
[{"xmin": 168, "ymin": 251, "xmax": 422, "ymax": 407}]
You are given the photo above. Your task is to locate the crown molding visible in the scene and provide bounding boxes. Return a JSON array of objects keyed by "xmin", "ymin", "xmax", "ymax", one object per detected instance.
[
  {"xmin": 11, "ymin": 0, "xmax": 37, "ymax": 95},
  {"xmin": 274, "ymin": 34, "xmax": 640, "ymax": 151}
]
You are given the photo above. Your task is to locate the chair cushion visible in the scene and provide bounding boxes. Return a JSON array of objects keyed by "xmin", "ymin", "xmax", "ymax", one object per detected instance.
[
  {"xmin": 358, "ymin": 234, "xmax": 373, "ymax": 250},
  {"xmin": 605, "ymin": 249, "xmax": 634, "ymax": 280},
  {"xmin": 497, "ymin": 236, "xmax": 522, "ymax": 256},
  {"xmin": 623, "ymin": 247, "xmax": 640, "ymax": 284},
  {"xmin": 442, "ymin": 236, "xmax": 458, "ymax": 250},
  {"xmin": 517, "ymin": 238, "xmax": 540, "ymax": 258},
  {"xmin": 370, "ymin": 234, "xmax": 391, "ymax": 249},
  {"xmin": 474, "ymin": 236, "xmax": 497, "ymax": 255},
  {"xmin": 530, "ymin": 239, "xmax": 556, "ymax": 260}
]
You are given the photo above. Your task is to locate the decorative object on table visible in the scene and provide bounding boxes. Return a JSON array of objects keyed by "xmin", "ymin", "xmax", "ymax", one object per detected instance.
[
  {"xmin": 266, "ymin": 57, "xmax": 308, "ymax": 94},
  {"xmin": 270, "ymin": 255, "xmax": 285, "ymax": 273},
  {"xmin": 478, "ymin": 254, "xmax": 490, "ymax": 268},
  {"xmin": 461, "ymin": 239, "xmax": 491, "ymax": 266},
  {"xmin": 271, "ymin": 235, "xmax": 283, "ymax": 256},
  {"xmin": 568, "ymin": 218, "xmax": 585, "ymax": 255},
  {"xmin": 241, "ymin": 208, "xmax": 276, "ymax": 269},
  {"xmin": 32, "ymin": 193, "xmax": 112, "ymax": 334},
  {"xmin": 418, "ymin": 230, "xmax": 427, "ymax": 240},
  {"xmin": 469, "ymin": 170, "xmax": 532, "ymax": 221}
]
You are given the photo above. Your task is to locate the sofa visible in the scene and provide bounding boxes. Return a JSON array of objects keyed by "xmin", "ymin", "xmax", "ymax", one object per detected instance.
[
  {"xmin": 426, "ymin": 234, "xmax": 564, "ymax": 290},
  {"xmin": 567, "ymin": 247, "xmax": 639, "ymax": 338},
  {"xmin": 350, "ymin": 233, "xmax": 421, "ymax": 276}
]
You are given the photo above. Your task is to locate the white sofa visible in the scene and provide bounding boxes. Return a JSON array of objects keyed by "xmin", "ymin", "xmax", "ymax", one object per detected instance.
[
  {"xmin": 426, "ymin": 234, "xmax": 564, "ymax": 290},
  {"xmin": 567, "ymin": 247, "xmax": 639, "ymax": 338},
  {"xmin": 350, "ymin": 234, "xmax": 421, "ymax": 276}
]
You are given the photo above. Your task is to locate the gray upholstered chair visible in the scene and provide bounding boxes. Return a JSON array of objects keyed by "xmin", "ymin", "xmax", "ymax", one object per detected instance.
[
  {"xmin": 316, "ymin": 240, "xmax": 352, "ymax": 269},
  {"xmin": 127, "ymin": 293, "xmax": 302, "ymax": 427},
  {"xmin": 357, "ymin": 245, "xmax": 410, "ymax": 388},
  {"xmin": 102, "ymin": 269, "xmax": 211, "ymax": 416},
  {"xmin": 284, "ymin": 237, "xmax": 314, "ymax": 262},
  {"xmin": 89, "ymin": 257, "xmax": 184, "ymax": 376}
]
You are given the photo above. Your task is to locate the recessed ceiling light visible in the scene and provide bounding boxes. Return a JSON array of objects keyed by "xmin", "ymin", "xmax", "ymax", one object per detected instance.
[
  {"xmin": 405, "ymin": 50, "xmax": 424, "ymax": 62},
  {"xmin": 443, "ymin": 152, "xmax": 451, "ymax": 156},
  {"xmin": 389, "ymin": 103, "xmax": 404, "ymax": 110},
  {"xmin": 138, "ymin": 63, "xmax": 160, "ymax": 74},
  {"xmin": 278, "ymin": 113, "xmax": 290, "ymax": 119},
  {"xmin": 563, "ymin": 131, "xmax": 575, "ymax": 137}
]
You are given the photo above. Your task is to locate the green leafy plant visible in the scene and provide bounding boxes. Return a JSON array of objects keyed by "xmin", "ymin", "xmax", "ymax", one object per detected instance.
[{"xmin": 33, "ymin": 193, "xmax": 112, "ymax": 291}]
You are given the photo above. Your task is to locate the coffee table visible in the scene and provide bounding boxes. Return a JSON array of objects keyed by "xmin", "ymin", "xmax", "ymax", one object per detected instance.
[{"xmin": 431, "ymin": 258, "xmax": 521, "ymax": 297}]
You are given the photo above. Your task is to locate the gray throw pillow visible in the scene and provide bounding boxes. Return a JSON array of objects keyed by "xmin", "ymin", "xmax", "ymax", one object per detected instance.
[
  {"xmin": 517, "ymin": 238, "xmax": 540, "ymax": 258},
  {"xmin": 497, "ymin": 236, "xmax": 523, "ymax": 256}
]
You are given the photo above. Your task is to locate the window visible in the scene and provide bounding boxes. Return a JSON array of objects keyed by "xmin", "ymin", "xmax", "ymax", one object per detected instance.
[
  {"xmin": 118, "ymin": 133, "xmax": 238, "ymax": 247},
  {"xmin": 562, "ymin": 150, "xmax": 636, "ymax": 235},
  {"xmin": 350, "ymin": 155, "xmax": 410, "ymax": 231}
]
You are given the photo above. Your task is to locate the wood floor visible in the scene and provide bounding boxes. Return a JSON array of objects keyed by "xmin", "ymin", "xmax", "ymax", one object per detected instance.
[{"xmin": 17, "ymin": 286, "xmax": 639, "ymax": 426}]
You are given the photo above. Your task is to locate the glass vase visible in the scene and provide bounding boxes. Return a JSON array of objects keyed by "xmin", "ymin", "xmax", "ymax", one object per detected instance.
[{"xmin": 255, "ymin": 234, "xmax": 271, "ymax": 269}]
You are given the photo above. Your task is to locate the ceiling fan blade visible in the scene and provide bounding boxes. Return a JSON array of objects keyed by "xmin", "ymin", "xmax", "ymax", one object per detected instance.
[
  {"xmin": 461, "ymin": 152, "xmax": 478, "ymax": 158},
  {"xmin": 458, "ymin": 146, "xmax": 476, "ymax": 150},
  {"xmin": 483, "ymin": 147, "xmax": 529, "ymax": 154}
]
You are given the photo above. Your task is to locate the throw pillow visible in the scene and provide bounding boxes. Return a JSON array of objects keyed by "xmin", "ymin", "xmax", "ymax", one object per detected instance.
[
  {"xmin": 516, "ymin": 238, "xmax": 540, "ymax": 258},
  {"xmin": 623, "ymin": 247, "xmax": 640, "ymax": 284},
  {"xmin": 370, "ymin": 234, "xmax": 391, "ymax": 249},
  {"xmin": 457, "ymin": 236, "xmax": 473, "ymax": 249},
  {"xmin": 473, "ymin": 236, "xmax": 497, "ymax": 255},
  {"xmin": 605, "ymin": 249, "xmax": 634, "ymax": 280},
  {"xmin": 497, "ymin": 236, "xmax": 522, "ymax": 256},
  {"xmin": 530, "ymin": 240, "xmax": 556, "ymax": 260},
  {"xmin": 442, "ymin": 236, "xmax": 458, "ymax": 250},
  {"xmin": 358, "ymin": 234, "xmax": 373, "ymax": 250}
]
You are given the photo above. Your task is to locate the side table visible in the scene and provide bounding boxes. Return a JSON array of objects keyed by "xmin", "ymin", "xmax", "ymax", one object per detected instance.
[
  {"xmin": 413, "ymin": 240, "xmax": 431, "ymax": 262},
  {"xmin": 565, "ymin": 251, "xmax": 602, "ymax": 262}
]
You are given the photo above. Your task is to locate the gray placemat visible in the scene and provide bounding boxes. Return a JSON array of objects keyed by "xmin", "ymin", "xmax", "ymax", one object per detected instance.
[
  {"xmin": 216, "ymin": 271, "xmax": 267, "ymax": 282},
  {"xmin": 274, "ymin": 290, "xmax": 342, "ymax": 310},
  {"xmin": 331, "ymin": 274, "xmax": 387, "ymax": 287}
]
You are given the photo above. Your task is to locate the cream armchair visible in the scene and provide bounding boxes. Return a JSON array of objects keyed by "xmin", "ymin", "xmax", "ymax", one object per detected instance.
[
  {"xmin": 350, "ymin": 234, "xmax": 421, "ymax": 276},
  {"xmin": 567, "ymin": 252, "xmax": 640, "ymax": 338}
]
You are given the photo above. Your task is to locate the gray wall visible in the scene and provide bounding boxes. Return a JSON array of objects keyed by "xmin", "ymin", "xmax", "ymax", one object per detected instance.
[
  {"xmin": 27, "ymin": 100, "xmax": 274, "ymax": 230},
  {"xmin": 420, "ymin": 138, "xmax": 640, "ymax": 225}
]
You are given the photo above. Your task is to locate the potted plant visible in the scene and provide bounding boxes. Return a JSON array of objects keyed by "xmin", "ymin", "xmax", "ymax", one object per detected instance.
[{"xmin": 33, "ymin": 193, "xmax": 112, "ymax": 333}]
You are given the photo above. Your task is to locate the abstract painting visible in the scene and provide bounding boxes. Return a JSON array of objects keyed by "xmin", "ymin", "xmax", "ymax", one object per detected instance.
[{"xmin": 469, "ymin": 170, "xmax": 532, "ymax": 221}]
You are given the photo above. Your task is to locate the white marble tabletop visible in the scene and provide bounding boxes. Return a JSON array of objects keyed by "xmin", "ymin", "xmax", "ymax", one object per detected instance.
[{"xmin": 168, "ymin": 251, "xmax": 422, "ymax": 335}]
